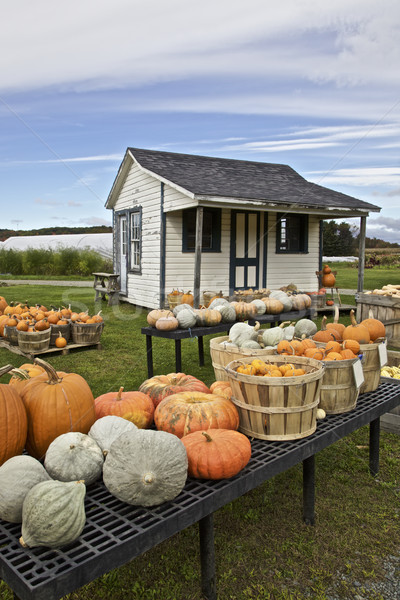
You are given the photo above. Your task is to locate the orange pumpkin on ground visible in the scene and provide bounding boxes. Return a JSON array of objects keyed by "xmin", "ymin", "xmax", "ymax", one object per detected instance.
[
  {"xmin": 94, "ymin": 386, "xmax": 154, "ymax": 429},
  {"xmin": 138, "ymin": 373, "xmax": 210, "ymax": 408},
  {"xmin": 0, "ymin": 364, "xmax": 28, "ymax": 465},
  {"xmin": 181, "ymin": 429, "xmax": 251, "ymax": 480},
  {"xmin": 154, "ymin": 391, "xmax": 239, "ymax": 438},
  {"xmin": 20, "ymin": 358, "xmax": 96, "ymax": 460}
]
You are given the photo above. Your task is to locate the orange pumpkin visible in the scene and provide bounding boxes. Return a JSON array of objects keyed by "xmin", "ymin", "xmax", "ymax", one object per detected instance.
[
  {"xmin": 360, "ymin": 310, "xmax": 386, "ymax": 342},
  {"xmin": 324, "ymin": 340, "xmax": 341, "ymax": 354},
  {"xmin": 8, "ymin": 362, "xmax": 46, "ymax": 395},
  {"xmin": 209, "ymin": 381, "xmax": 232, "ymax": 399},
  {"xmin": 340, "ymin": 349, "xmax": 357, "ymax": 360},
  {"xmin": 276, "ymin": 340, "xmax": 295, "ymax": 355},
  {"xmin": 342, "ymin": 310, "xmax": 370, "ymax": 345},
  {"xmin": 321, "ymin": 272, "xmax": 336, "ymax": 288},
  {"xmin": 55, "ymin": 332, "xmax": 67, "ymax": 348},
  {"xmin": 181, "ymin": 291, "xmax": 194, "ymax": 307},
  {"xmin": 181, "ymin": 429, "xmax": 251, "ymax": 479},
  {"xmin": 304, "ymin": 347, "xmax": 324, "ymax": 361},
  {"xmin": 313, "ymin": 316, "xmax": 341, "ymax": 343},
  {"xmin": 342, "ymin": 339, "xmax": 360, "ymax": 355},
  {"xmin": 324, "ymin": 352, "xmax": 343, "ymax": 361},
  {"xmin": 138, "ymin": 372, "xmax": 210, "ymax": 408},
  {"xmin": 20, "ymin": 358, "xmax": 96, "ymax": 459},
  {"xmin": 0, "ymin": 364, "xmax": 28, "ymax": 465},
  {"xmin": 94, "ymin": 386, "xmax": 154, "ymax": 429},
  {"xmin": 154, "ymin": 391, "xmax": 239, "ymax": 438}
]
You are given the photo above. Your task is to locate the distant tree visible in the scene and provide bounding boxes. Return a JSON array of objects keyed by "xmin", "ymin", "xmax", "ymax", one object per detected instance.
[{"xmin": 322, "ymin": 220, "xmax": 358, "ymax": 256}]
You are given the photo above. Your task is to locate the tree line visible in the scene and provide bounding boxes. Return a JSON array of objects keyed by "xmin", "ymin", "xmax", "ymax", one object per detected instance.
[{"xmin": 322, "ymin": 221, "xmax": 399, "ymax": 256}]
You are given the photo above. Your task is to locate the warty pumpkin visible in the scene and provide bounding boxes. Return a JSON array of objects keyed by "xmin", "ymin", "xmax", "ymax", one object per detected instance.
[
  {"xmin": 94, "ymin": 386, "xmax": 154, "ymax": 429},
  {"xmin": 0, "ymin": 364, "xmax": 28, "ymax": 466},
  {"xmin": 138, "ymin": 372, "xmax": 210, "ymax": 408},
  {"xmin": 181, "ymin": 429, "xmax": 251, "ymax": 480},
  {"xmin": 154, "ymin": 391, "xmax": 239, "ymax": 438},
  {"xmin": 20, "ymin": 358, "xmax": 96, "ymax": 460}
]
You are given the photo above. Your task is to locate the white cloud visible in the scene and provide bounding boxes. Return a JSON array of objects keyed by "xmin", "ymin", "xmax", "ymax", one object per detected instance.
[{"xmin": 308, "ymin": 167, "xmax": 400, "ymax": 187}]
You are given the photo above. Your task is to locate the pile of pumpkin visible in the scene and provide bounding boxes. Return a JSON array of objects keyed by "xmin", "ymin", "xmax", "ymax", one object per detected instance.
[
  {"xmin": 0, "ymin": 359, "xmax": 250, "ymax": 550},
  {"xmin": 147, "ymin": 289, "xmax": 312, "ymax": 331},
  {"xmin": 235, "ymin": 358, "xmax": 307, "ymax": 377},
  {"xmin": 0, "ymin": 295, "xmax": 103, "ymax": 348}
]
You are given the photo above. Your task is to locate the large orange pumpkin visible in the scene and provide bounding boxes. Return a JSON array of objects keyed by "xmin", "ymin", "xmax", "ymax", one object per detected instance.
[
  {"xmin": 138, "ymin": 373, "xmax": 210, "ymax": 408},
  {"xmin": 181, "ymin": 429, "xmax": 251, "ymax": 479},
  {"xmin": 20, "ymin": 358, "xmax": 96, "ymax": 460},
  {"xmin": 342, "ymin": 310, "xmax": 370, "ymax": 345},
  {"xmin": 154, "ymin": 391, "xmax": 239, "ymax": 438},
  {"xmin": 94, "ymin": 386, "xmax": 154, "ymax": 429},
  {"xmin": 360, "ymin": 310, "xmax": 386, "ymax": 342},
  {"xmin": 0, "ymin": 364, "xmax": 28, "ymax": 465}
]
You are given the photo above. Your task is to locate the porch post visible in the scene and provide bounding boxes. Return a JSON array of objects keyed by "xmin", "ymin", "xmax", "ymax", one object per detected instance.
[
  {"xmin": 357, "ymin": 216, "xmax": 366, "ymax": 293},
  {"xmin": 194, "ymin": 206, "xmax": 203, "ymax": 308}
]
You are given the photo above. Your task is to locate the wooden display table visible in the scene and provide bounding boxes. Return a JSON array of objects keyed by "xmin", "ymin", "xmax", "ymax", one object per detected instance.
[
  {"xmin": 141, "ymin": 308, "xmax": 315, "ymax": 378},
  {"xmin": 92, "ymin": 272, "xmax": 120, "ymax": 306},
  {"xmin": 1, "ymin": 382, "xmax": 399, "ymax": 600}
]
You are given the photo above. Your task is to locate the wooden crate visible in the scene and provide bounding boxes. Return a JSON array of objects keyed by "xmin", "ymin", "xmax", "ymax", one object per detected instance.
[{"xmin": 356, "ymin": 293, "xmax": 400, "ymax": 348}]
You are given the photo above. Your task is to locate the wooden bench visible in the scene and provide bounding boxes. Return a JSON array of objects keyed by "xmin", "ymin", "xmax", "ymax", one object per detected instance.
[{"xmin": 92, "ymin": 272, "xmax": 120, "ymax": 306}]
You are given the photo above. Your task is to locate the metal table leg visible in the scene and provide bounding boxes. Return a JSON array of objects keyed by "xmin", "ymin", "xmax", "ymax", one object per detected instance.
[
  {"xmin": 369, "ymin": 417, "xmax": 380, "ymax": 476},
  {"xmin": 198, "ymin": 336, "xmax": 204, "ymax": 367},
  {"xmin": 199, "ymin": 514, "xmax": 217, "ymax": 600},
  {"xmin": 175, "ymin": 339, "xmax": 182, "ymax": 372},
  {"xmin": 303, "ymin": 455, "xmax": 315, "ymax": 525},
  {"xmin": 145, "ymin": 335, "xmax": 153, "ymax": 378}
]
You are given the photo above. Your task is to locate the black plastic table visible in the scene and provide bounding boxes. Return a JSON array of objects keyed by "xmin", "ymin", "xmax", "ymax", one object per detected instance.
[
  {"xmin": 1, "ymin": 381, "xmax": 399, "ymax": 600},
  {"xmin": 141, "ymin": 308, "xmax": 315, "ymax": 377}
]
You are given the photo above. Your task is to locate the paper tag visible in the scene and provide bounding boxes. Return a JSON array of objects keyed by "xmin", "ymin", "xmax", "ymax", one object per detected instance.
[
  {"xmin": 353, "ymin": 359, "xmax": 365, "ymax": 389},
  {"xmin": 378, "ymin": 342, "xmax": 388, "ymax": 367}
]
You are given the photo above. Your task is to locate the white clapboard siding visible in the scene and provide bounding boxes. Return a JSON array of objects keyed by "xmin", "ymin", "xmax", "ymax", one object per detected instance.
[
  {"xmin": 165, "ymin": 209, "xmax": 231, "ymax": 296},
  {"xmin": 265, "ymin": 214, "xmax": 320, "ymax": 291},
  {"xmin": 163, "ymin": 185, "xmax": 195, "ymax": 211}
]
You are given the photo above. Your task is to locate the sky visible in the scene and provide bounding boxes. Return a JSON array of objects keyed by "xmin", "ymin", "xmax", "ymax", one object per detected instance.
[{"xmin": 1, "ymin": 0, "xmax": 399, "ymax": 242}]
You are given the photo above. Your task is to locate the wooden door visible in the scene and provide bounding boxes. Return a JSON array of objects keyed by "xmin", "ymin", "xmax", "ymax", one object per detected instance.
[{"xmin": 230, "ymin": 211, "xmax": 260, "ymax": 293}]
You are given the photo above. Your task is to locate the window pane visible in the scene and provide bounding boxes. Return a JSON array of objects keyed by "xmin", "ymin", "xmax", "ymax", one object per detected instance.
[{"xmin": 130, "ymin": 211, "xmax": 141, "ymax": 269}]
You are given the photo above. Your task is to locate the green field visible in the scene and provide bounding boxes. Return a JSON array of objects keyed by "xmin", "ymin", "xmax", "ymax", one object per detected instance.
[{"xmin": 0, "ymin": 283, "xmax": 399, "ymax": 600}]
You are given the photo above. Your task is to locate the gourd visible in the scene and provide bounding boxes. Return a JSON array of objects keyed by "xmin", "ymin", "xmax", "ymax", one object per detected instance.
[
  {"xmin": 214, "ymin": 303, "xmax": 237, "ymax": 323},
  {"xmin": 240, "ymin": 340, "xmax": 262, "ymax": 349},
  {"xmin": 0, "ymin": 455, "xmax": 51, "ymax": 523},
  {"xmin": 155, "ymin": 316, "xmax": 179, "ymax": 331},
  {"xmin": 147, "ymin": 309, "xmax": 173, "ymax": 327},
  {"xmin": 195, "ymin": 308, "xmax": 222, "ymax": 327},
  {"xmin": 88, "ymin": 415, "xmax": 138, "ymax": 456},
  {"xmin": 316, "ymin": 408, "xmax": 326, "ymax": 420},
  {"xmin": 262, "ymin": 297, "xmax": 284, "ymax": 315},
  {"xmin": 250, "ymin": 299, "xmax": 266, "ymax": 315},
  {"xmin": 154, "ymin": 391, "xmax": 239, "ymax": 438},
  {"xmin": 20, "ymin": 480, "xmax": 86, "ymax": 548},
  {"xmin": 94, "ymin": 386, "xmax": 154, "ymax": 429},
  {"xmin": 44, "ymin": 432, "xmax": 104, "ymax": 486},
  {"xmin": 20, "ymin": 358, "xmax": 96, "ymax": 460},
  {"xmin": 172, "ymin": 303, "xmax": 195, "ymax": 317},
  {"xmin": 176, "ymin": 308, "xmax": 197, "ymax": 329},
  {"xmin": 181, "ymin": 429, "xmax": 252, "ymax": 480},
  {"xmin": 342, "ymin": 310, "xmax": 370, "ymax": 345},
  {"xmin": 138, "ymin": 373, "xmax": 210, "ymax": 408},
  {"xmin": 103, "ymin": 429, "xmax": 188, "ymax": 507},
  {"xmin": 261, "ymin": 322, "xmax": 288, "ymax": 347},
  {"xmin": 269, "ymin": 290, "xmax": 293, "ymax": 312},
  {"xmin": 294, "ymin": 318, "xmax": 318, "ymax": 339},
  {"xmin": 360, "ymin": 310, "xmax": 386, "ymax": 342},
  {"xmin": 231, "ymin": 301, "xmax": 258, "ymax": 321},
  {"xmin": 229, "ymin": 321, "xmax": 260, "ymax": 347},
  {"xmin": 0, "ymin": 364, "xmax": 28, "ymax": 466}
]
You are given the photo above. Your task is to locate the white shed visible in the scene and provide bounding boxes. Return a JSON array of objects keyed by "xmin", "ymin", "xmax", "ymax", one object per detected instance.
[{"xmin": 105, "ymin": 148, "xmax": 380, "ymax": 309}]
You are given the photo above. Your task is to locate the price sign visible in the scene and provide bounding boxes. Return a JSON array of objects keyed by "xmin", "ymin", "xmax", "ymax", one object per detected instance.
[{"xmin": 353, "ymin": 359, "xmax": 365, "ymax": 389}]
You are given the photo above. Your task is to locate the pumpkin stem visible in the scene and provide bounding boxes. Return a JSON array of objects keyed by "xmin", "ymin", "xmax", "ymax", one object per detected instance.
[
  {"xmin": 143, "ymin": 473, "xmax": 154, "ymax": 484},
  {"xmin": 254, "ymin": 321, "xmax": 260, "ymax": 331},
  {"xmin": 0, "ymin": 364, "xmax": 15, "ymax": 378},
  {"xmin": 116, "ymin": 386, "xmax": 124, "ymax": 400},
  {"xmin": 10, "ymin": 367, "xmax": 31, "ymax": 380},
  {"xmin": 350, "ymin": 309, "xmax": 358, "ymax": 327},
  {"xmin": 33, "ymin": 358, "xmax": 62, "ymax": 384},
  {"xmin": 320, "ymin": 315, "xmax": 328, "ymax": 331},
  {"xmin": 278, "ymin": 321, "xmax": 291, "ymax": 328},
  {"xmin": 202, "ymin": 431, "xmax": 213, "ymax": 442}
]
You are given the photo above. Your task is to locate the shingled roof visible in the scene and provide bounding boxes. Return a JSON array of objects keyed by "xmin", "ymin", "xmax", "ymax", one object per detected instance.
[{"xmin": 120, "ymin": 147, "xmax": 380, "ymax": 213}]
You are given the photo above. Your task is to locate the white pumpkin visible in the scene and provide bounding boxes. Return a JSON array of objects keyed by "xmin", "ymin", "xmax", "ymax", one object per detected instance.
[
  {"xmin": 88, "ymin": 415, "xmax": 138, "ymax": 456},
  {"xmin": 262, "ymin": 325, "xmax": 285, "ymax": 347},
  {"xmin": 44, "ymin": 432, "xmax": 104, "ymax": 486},
  {"xmin": 240, "ymin": 340, "xmax": 262, "ymax": 349},
  {"xmin": 173, "ymin": 303, "xmax": 195, "ymax": 317},
  {"xmin": 0, "ymin": 455, "xmax": 51, "ymax": 523},
  {"xmin": 250, "ymin": 299, "xmax": 266, "ymax": 315},
  {"xmin": 283, "ymin": 322, "xmax": 295, "ymax": 341},
  {"xmin": 20, "ymin": 480, "xmax": 86, "ymax": 549},
  {"xmin": 103, "ymin": 429, "xmax": 188, "ymax": 507},
  {"xmin": 215, "ymin": 303, "xmax": 237, "ymax": 323},
  {"xmin": 209, "ymin": 298, "xmax": 230, "ymax": 309},
  {"xmin": 176, "ymin": 308, "xmax": 197, "ymax": 329},
  {"xmin": 294, "ymin": 318, "xmax": 318, "ymax": 338},
  {"xmin": 269, "ymin": 290, "xmax": 293, "ymax": 312},
  {"xmin": 228, "ymin": 322, "xmax": 260, "ymax": 347}
]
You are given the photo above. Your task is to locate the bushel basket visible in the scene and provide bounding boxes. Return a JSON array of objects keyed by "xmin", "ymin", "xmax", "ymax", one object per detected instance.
[
  {"xmin": 18, "ymin": 329, "xmax": 51, "ymax": 353},
  {"xmin": 209, "ymin": 335, "xmax": 276, "ymax": 382},
  {"xmin": 319, "ymin": 357, "xmax": 360, "ymax": 414},
  {"xmin": 71, "ymin": 321, "xmax": 104, "ymax": 344},
  {"xmin": 359, "ymin": 340, "xmax": 387, "ymax": 394},
  {"xmin": 225, "ymin": 355, "xmax": 325, "ymax": 441}
]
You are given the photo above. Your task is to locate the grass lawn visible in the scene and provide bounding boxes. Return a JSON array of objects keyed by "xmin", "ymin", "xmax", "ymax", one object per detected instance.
[
  {"xmin": 0, "ymin": 283, "xmax": 399, "ymax": 600},
  {"xmin": 328, "ymin": 262, "xmax": 400, "ymax": 290}
]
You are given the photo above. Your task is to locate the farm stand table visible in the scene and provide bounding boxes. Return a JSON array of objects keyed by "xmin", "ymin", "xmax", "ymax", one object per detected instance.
[
  {"xmin": 1, "ymin": 381, "xmax": 399, "ymax": 600},
  {"xmin": 141, "ymin": 308, "xmax": 315, "ymax": 378},
  {"xmin": 92, "ymin": 272, "xmax": 120, "ymax": 306}
]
